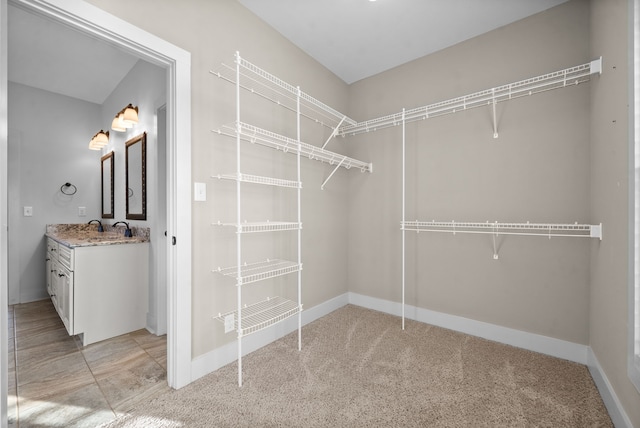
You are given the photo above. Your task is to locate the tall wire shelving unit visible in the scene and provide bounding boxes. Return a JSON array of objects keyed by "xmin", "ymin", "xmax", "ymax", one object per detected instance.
[{"xmin": 211, "ymin": 52, "xmax": 371, "ymax": 386}]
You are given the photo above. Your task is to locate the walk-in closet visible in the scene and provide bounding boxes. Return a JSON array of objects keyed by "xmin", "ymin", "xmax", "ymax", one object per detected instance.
[{"xmin": 210, "ymin": 49, "xmax": 603, "ymax": 384}]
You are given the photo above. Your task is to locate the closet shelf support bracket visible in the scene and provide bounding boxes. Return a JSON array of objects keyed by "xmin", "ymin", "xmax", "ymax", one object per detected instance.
[
  {"xmin": 591, "ymin": 57, "xmax": 603, "ymax": 75},
  {"xmin": 321, "ymin": 157, "xmax": 345, "ymax": 190},
  {"xmin": 591, "ymin": 223, "xmax": 603, "ymax": 240},
  {"xmin": 492, "ymin": 224, "xmax": 500, "ymax": 260},
  {"xmin": 322, "ymin": 116, "xmax": 347, "ymax": 149}
]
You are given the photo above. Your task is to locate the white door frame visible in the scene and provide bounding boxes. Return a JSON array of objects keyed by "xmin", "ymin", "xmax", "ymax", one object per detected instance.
[
  {"xmin": 1, "ymin": 0, "xmax": 9, "ymax": 425},
  {"xmin": 0, "ymin": 2, "xmax": 192, "ymax": 415}
]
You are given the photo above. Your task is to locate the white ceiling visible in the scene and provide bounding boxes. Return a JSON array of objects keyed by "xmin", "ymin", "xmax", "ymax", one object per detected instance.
[
  {"xmin": 8, "ymin": 5, "xmax": 139, "ymax": 104},
  {"xmin": 7, "ymin": 0, "xmax": 568, "ymax": 103},
  {"xmin": 239, "ymin": 0, "xmax": 568, "ymax": 84}
]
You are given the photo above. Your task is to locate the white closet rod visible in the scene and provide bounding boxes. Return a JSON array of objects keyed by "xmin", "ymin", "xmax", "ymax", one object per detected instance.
[
  {"xmin": 339, "ymin": 58, "xmax": 602, "ymax": 136},
  {"xmin": 401, "ymin": 220, "xmax": 603, "ymax": 240}
]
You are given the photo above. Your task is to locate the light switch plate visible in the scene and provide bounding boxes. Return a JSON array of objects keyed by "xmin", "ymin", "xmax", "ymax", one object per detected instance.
[
  {"xmin": 23, "ymin": 206, "xmax": 33, "ymax": 217},
  {"xmin": 194, "ymin": 182, "xmax": 206, "ymax": 201}
]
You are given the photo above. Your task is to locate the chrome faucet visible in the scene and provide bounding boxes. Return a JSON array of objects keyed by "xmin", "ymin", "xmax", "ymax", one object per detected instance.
[
  {"xmin": 112, "ymin": 221, "xmax": 133, "ymax": 237},
  {"xmin": 87, "ymin": 219, "xmax": 104, "ymax": 232}
]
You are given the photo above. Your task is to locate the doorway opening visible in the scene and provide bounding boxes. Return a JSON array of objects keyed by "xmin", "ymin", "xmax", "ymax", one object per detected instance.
[{"xmin": 0, "ymin": 1, "xmax": 193, "ymax": 411}]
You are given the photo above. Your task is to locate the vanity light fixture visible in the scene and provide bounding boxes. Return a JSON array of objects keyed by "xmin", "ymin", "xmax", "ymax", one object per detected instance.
[
  {"xmin": 111, "ymin": 104, "xmax": 139, "ymax": 132},
  {"xmin": 88, "ymin": 130, "xmax": 109, "ymax": 150}
]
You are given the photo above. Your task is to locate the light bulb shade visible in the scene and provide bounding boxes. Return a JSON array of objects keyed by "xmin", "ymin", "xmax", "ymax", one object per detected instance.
[
  {"xmin": 111, "ymin": 115, "xmax": 126, "ymax": 132},
  {"xmin": 122, "ymin": 104, "xmax": 139, "ymax": 125},
  {"xmin": 95, "ymin": 130, "xmax": 109, "ymax": 145},
  {"xmin": 88, "ymin": 141, "xmax": 102, "ymax": 150},
  {"xmin": 120, "ymin": 113, "xmax": 133, "ymax": 129},
  {"xmin": 89, "ymin": 137, "xmax": 104, "ymax": 150}
]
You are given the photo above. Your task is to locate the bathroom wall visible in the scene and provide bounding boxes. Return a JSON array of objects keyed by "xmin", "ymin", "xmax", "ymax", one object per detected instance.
[
  {"xmin": 98, "ymin": 59, "xmax": 167, "ymax": 334},
  {"xmin": 7, "ymin": 82, "xmax": 102, "ymax": 303}
]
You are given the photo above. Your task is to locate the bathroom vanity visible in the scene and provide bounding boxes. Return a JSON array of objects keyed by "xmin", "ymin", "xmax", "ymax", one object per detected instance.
[{"xmin": 46, "ymin": 224, "xmax": 149, "ymax": 346}]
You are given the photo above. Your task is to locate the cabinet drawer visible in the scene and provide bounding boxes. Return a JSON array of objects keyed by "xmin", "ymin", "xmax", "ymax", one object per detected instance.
[
  {"xmin": 57, "ymin": 244, "xmax": 73, "ymax": 271},
  {"xmin": 46, "ymin": 238, "xmax": 58, "ymax": 255}
]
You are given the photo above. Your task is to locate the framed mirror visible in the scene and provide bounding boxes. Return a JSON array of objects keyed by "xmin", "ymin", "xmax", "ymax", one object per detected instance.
[
  {"xmin": 101, "ymin": 152, "xmax": 114, "ymax": 219},
  {"xmin": 125, "ymin": 132, "xmax": 147, "ymax": 220}
]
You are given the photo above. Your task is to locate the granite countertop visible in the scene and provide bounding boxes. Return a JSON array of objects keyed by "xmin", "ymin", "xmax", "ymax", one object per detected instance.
[{"xmin": 46, "ymin": 224, "xmax": 150, "ymax": 248}]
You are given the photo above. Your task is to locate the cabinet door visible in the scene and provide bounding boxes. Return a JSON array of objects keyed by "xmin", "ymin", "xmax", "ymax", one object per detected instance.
[
  {"xmin": 56, "ymin": 267, "xmax": 74, "ymax": 335},
  {"xmin": 46, "ymin": 253, "xmax": 53, "ymax": 296},
  {"xmin": 50, "ymin": 260, "xmax": 60, "ymax": 311}
]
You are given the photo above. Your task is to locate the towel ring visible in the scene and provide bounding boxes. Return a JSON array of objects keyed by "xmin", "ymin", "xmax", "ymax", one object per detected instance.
[{"xmin": 60, "ymin": 182, "xmax": 77, "ymax": 195}]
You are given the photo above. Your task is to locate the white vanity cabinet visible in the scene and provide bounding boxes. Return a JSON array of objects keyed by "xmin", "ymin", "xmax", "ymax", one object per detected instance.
[{"xmin": 46, "ymin": 237, "xmax": 149, "ymax": 346}]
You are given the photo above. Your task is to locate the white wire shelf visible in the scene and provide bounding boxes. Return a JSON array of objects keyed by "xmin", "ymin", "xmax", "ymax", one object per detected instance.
[
  {"xmin": 211, "ymin": 54, "xmax": 356, "ymax": 130},
  {"xmin": 214, "ymin": 173, "xmax": 302, "ymax": 189},
  {"xmin": 215, "ymin": 296, "xmax": 302, "ymax": 337},
  {"xmin": 213, "ymin": 121, "xmax": 373, "ymax": 173},
  {"xmin": 401, "ymin": 220, "xmax": 603, "ymax": 240},
  {"xmin": 339, "ymin": 58, "xmax": 602, "ymax": 136},
  {"xmin": 213, "ymin": 220, "xmax": 302, "ymax": 233},
  {"xmin": 213, "ymin": 258, "xmax": 302, "ymax": 286}
]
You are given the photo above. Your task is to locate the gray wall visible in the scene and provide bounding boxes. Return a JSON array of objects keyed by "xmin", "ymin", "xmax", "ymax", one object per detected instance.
[
  {"xmin": 8, "ymin": 82, "xmax": 102, "ymax": 303},
  {"xmin": 347, "ymin": 1, "xmax": 592, "ymax": 344},
  {"xmin": 590, "ymin": 0, "xmax": 640, "ymax": 425}
]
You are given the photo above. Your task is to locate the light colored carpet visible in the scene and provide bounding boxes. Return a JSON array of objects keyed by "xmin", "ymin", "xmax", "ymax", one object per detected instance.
[{"xmin": 100, "ymin": 305, "xmax": 612, "ymax": 427}]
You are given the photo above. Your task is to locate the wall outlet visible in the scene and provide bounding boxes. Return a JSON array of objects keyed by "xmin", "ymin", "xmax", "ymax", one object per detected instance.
[
  {"xmin": 224, "ymin": 314, "xmax": 235, "ymax": 333},
  {"xmin": 78, "ymin": 206, "xmax": 86, "ymax": 217},
  {"xmin": 23, "ymin": 206, "xmax": 33, "ymax": 217}
]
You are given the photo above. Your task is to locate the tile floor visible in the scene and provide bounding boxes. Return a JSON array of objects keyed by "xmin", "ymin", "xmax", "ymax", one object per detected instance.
[{"xmin": 7, "ymin": 299, "xmax": 169, "ymax": 427}]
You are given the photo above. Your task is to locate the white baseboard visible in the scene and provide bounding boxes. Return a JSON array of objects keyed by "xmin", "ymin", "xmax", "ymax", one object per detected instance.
[
  {"xmin": 19, "ymin": 291, "xmax": 50, "ymax": 304},
  {"xmin": 347, "ymin": 292, "xmax": 589, "ymax": 364},
  {"xmin": 190, "ymin": 293, "xmax": 349, "ymax": 382},
  {"xmin": 146, "ymin": 313, "xmax": 157, "ymax": 335},
  {"xmin": 587, "ymin": 349, "xmax": 633, "ymax": 428}
]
